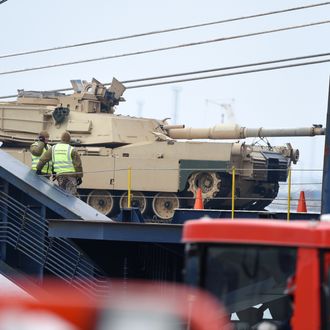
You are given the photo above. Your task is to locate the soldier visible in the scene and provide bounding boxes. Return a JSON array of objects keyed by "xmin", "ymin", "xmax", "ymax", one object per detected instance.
[
  {"xmin": 30, "ymin": 130, "xmax": 52, "ymax": 176},
  {"xmin": 36, "ymin": 131, "xmax": 83, "ymax": 195}
]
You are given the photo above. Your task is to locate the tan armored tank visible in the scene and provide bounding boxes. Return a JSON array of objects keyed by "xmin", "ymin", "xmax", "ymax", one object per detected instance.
[{"xmin": 0, "ymin": 78, "xmax": 325, "ymax": 220}]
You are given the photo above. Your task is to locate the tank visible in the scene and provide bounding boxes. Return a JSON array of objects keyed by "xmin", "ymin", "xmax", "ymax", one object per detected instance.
[{"xmin": 0, "ymin": 78, "xmax": 325, "ymax": 220}]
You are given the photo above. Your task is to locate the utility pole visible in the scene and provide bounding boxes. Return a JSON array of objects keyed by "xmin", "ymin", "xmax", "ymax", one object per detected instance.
[
  {"xmin": 172, "ymin": 87, "xmax": 181, "ymax": 124},
  {"xmin": 137, "ymin": 101, "xmax": 144, "ymax": 117},
  {"xmin": 321, "ymin": 77, "xmax": 330, "ymax": 214}
]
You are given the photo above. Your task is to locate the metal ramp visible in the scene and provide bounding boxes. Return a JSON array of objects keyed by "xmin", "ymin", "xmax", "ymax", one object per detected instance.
[
  {"xmin": 0, "ymin": 150, "xmax": 111, "ymax": 221},
  {"xmin": 0, "ymin": 150, "xmax": 111, "ymax": 295}
]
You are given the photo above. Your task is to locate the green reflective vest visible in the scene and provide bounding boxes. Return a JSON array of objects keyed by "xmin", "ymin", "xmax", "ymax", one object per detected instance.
[
  {"xmin": 31, "ymin": 143, "xmax": 52, "ymax": 174},
  {"xmin": 52, "ymin": 143, "xmax": 75, "ymax": 174}
]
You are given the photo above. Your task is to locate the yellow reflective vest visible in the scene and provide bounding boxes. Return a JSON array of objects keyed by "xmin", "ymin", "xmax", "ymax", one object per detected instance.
[
  {"xmin": 31, "ymin": 143, "xmax": 52, "ymax": 174},
  {"xmin": 52, "ymin": 143, "xmax": 75, "ymax": 174}
]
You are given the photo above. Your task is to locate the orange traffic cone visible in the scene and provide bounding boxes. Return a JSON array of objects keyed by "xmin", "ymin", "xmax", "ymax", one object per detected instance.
[
  {"xmin": 297, "ymin": 191, "xmax": 307, "ymax": 213},
  {"xmin": 194, "ymin": 187, "xmax": 204, "ymax": 210}
]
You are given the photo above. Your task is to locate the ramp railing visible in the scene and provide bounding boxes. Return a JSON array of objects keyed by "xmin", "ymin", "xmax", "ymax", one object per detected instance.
[{"xmin": 0, "ymin": 190, "xmax": 110, "ymax": 296}]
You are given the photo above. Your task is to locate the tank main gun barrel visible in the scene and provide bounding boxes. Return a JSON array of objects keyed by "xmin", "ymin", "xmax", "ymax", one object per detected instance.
[{"xmin": 167, "ymin": 124, "xmax": 325, "ymax": 140}]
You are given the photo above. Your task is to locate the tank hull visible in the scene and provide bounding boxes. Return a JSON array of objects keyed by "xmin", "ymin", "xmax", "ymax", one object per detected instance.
[{"xmin": 3, "ymin": 139, "xmax": 285, "ymax": 220}]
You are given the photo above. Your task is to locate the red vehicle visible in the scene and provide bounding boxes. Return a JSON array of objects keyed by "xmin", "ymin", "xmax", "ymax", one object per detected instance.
[
  {"xmin": 0, "ymin": 280, "xmax": 229, "ymax": 330},
  {"xmin": 183, "ymin": 219, "xmax": 330, "ymax": 330}
]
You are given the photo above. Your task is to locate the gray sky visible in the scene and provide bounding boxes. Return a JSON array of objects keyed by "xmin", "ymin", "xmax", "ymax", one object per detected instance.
[{"xmin": 0, "ymin": 0, "xmax": 329, "ymax": 182}]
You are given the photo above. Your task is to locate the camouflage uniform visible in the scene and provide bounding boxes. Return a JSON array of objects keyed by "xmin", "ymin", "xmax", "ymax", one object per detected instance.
[
  {"xmin": 30, "ymin": 141, "xmax": 52, "ymax": 176},
  {"xmin": 57, "ymin": 176, "xmax": 78, "ymax": 196},
  {"xmin": 30, "ymin": 140, "xmax": 45, "ymax": 157}
]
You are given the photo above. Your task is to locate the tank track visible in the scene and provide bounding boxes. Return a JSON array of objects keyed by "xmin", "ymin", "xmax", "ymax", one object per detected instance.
[{"xmin": 79, "ymin": 173, "xmax": 280, "ymax": 220}]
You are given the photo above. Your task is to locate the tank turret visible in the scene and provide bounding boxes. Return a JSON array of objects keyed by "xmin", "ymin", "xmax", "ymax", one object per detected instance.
[{"xmin": 0, "ymin": 78, "xmax": 325, "ymax": 220}]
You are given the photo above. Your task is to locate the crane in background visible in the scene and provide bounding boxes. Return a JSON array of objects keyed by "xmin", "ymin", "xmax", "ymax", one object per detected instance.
[{"xmin": 205, "ymin": 98, "xmax": 236, "ymax": 124}]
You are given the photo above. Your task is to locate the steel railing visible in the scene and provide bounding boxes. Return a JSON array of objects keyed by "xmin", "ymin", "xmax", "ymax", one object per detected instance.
[{"xmin": 0, "ymin": 190, "xmax": 110, "ymax": 296}]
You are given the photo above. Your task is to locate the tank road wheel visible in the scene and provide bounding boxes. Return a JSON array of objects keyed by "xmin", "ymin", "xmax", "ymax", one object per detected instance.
[
  {"xmin": 119, "ymin": 191, "xmax": 148, "ymax": 214},
  {"xmin": 87, "ymin": 190, "xmax": 114, "ymax": 215},
  {"xmin": 188, "ymin": 172, "xmax": 221, "ymax": 201},
  {"xmin": 152, "ymin": 192, "xmax": 180, "ymax": 221}
]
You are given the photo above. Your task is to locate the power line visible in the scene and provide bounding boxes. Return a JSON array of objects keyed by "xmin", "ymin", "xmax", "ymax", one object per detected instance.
[
  {"xmin": 123, "ymin": 52, "xmax": 330, "ymax": 84},
  {"xmin": 126, "ymin": 58, "xmax": 330, "ymax": 89},
  {"xmin": 0, "ymin": 52, "xmax": 329, "ymax": 99},
  {"xmin": 0, "ymin": 2, "xmax": 329, "ymax": 59},
  {"xmin": 0, "ymin": 0, "xmax": 8, "ymax": 4},
  {"xmin": 0, "ymin": 20, "xmax": 329, "ymax": 77}
]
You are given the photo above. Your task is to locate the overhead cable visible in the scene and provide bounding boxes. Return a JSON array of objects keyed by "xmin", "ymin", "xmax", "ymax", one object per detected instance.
[
  {"xmin": 0, "ymin": 20, "xmax": 329, "ymax": 77},
  {"xmin": 0, "ymin": 52, "xmax": 329, "ymax": 99},
  {"xmin": 126, "ymin": 58, "xmax": 330, "ymax": 89},
  {"xmin": 123, "ymin": 52, "xmax": 330, "ymax": 84},
  {"xmin": 0, "ymin": 2, "xmax": 329, "ymax": 59}
]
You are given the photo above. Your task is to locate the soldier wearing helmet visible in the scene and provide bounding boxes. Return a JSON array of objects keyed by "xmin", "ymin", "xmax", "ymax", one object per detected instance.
[
  {"xmin": 36, "ymin": 131, "xmax": 83, "ymax": 195},
  {"xmin": 30, "ymin": 130, "xmax": 52, "ymax": 176}
]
